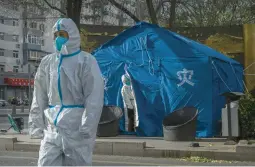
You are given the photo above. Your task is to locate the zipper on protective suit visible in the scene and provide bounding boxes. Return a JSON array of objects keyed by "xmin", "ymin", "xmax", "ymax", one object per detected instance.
[
  {"xmin": 53, "ymin": 50, "xmax": 83, "ymax": 126},
  {"xmin": 52, "ymin": 19, "xmax": 84, "ymax": 126}
]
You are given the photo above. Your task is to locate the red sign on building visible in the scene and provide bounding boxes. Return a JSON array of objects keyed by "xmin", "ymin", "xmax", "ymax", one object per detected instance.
[{"xmin": 4, "ymin": 78, "xmax": 34, "ymax": 87}]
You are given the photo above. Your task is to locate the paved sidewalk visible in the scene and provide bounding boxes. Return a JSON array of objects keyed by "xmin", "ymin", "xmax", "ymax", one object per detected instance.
[
  {"xmin": 0, "ymin": 131, "xmax": 254, "ymax": 162},
  {"xmin": 1, "ymin": 132, "xmax": 235, "ymax": 152}
]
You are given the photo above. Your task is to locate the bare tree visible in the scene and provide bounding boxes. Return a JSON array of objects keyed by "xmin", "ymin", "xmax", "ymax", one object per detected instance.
[
  {"xmin": 169, "ymin": 0, "xmax": 177, "ymax": 28},
  {"xmin": 107, "ymin": 0, "xmax": 140, "ymax": 22},
  {"xmin": 176, "ymin": 0, "xmax": 255, "ymax": 27},
  {"xmin": 146, "ymin": 0, "xmax": 158, "ymax": 24},
  {"xmin": 29, "ymin": 0, "xmax": 83, "ymax": 29},
  {"xmin": 9, "ymin": 0, "xmax": 254, "ymax": 29}
]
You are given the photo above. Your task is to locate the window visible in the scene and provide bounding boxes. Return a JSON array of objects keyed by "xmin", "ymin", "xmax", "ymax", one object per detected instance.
[
  {"xmin": 24, "ymin": 21, "xmax": 27, "ymax": 28},
  {"xmin": 13, "ymin": 4, "xmax": 18, "ymax": 11},
  {"xmin": 12, "ymin": 35, "xmax": 19, "ymax": 42},
  {"xmin": 29, "ymin": 51, "xmax": 39, "ymax": 59},
  {"xmin": 27, "ymin": 34, "xmax": 43, "ymax": 45},
  {"xmin": 31, "ymin": 35, "xmax": 37, "ymax": 44},
  {"xmin": 0, "ymin": 49, "xmax": 4, "ymax": 56},
  {"xmin": 34, "ymin": 65, "xmax": 38, "ymax": 72},
  {"xmin": 13, "ymin": 50, "xmax": 18, "ymax": 58},
  {"xmin": 13, "ymin": 66, "xmax": 19, "ymax": 73},
  {"xmin": 16, "ymin": 44, "xmax": 20, "ymax": 48},
  {"xmin": 0, "ymin": 32, "xmax": 4, "ymax": 40},
  {"xmin": 0, "ymin": 65, "xmax": 4, "ymax": 72},
  {"xmin": 28, "ymin": 5, "xmax": 37, "ymax": 14},
  {"xmin": 39, "ymin": 24, "xmax": 45, "ymax": 31},
  {"xmin": 12, "ymin": 19, "xmax": 18, "ymax": 26},
  {"xmin": 0, "ymin": 17, "xmax": 4, "ymax": 24},
  {"xmin": 27, "ymin": 34, "xmax": 32, "ymax": 43},
  {"xmin": 30, "ymin": 22, "xmax": 37, "ymax": 29},
  {"xmin": 39, "ymin": 38, "xmax": 44, "ymax": 46}
]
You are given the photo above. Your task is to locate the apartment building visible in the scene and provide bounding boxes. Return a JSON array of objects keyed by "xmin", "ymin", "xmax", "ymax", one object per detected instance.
[
  {"xmin": 0, "ymin": 0, "xmax": 137, "ymax": 100},
  {"xmin": 0, "ymin": 0, "xmax": 54, "ymax": 101}
]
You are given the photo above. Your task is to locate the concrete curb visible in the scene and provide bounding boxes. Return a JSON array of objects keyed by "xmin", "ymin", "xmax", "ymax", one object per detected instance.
[
  {"xmin": 236, "ymin": 144, "xmax": 255, "ymax": 154},
  {"xmin": 1, "ymin": 136, "xmax": 255, "ymax": 162},
  {"xmin": 0, "ymin": 137, "xmax": 17, "ymax": 151},
  {"xmin": 143, "ymin": 148, "xmax": 255, "ymax": 162},
  {"xmin": 13, "ymin": 140, "xmax": 147, "ymax": 157}
]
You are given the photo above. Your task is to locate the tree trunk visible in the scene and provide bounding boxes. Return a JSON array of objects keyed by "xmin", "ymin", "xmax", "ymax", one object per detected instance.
[
  {"xmin": 169, "ymin": 0, "xmax": 177, "ymax": 28},
  {"xmin": 41, "ymin": 0, "xmax": 82, "ymax": 30},
  {"xmin": 66, "ymin": 0, "xmax": 82, "ymax": 30},
  {"xmin": 146, "ymin": 0, "xmax": 158, "ymax": 24}
]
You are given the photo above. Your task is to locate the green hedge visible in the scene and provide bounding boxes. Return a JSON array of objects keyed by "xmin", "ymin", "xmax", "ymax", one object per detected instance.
[{"xmin": 239, "ymin": 94, "xmax": 255, "ymax": 139}]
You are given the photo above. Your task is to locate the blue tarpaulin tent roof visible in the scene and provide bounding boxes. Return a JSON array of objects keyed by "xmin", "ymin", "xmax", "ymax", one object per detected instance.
[{"xmin": 92, "ymin": 22, "xmax": 243, "ymax": 137}]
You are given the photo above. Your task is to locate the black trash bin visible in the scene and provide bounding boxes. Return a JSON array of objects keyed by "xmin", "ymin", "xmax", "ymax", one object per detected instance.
[
  {"xmin": 97, "ymin": 106, "xmax": 123, "ymax": 137},
  {"xmin": 163, "ymin": 107, "xmax": 198, "ymax": 141}
]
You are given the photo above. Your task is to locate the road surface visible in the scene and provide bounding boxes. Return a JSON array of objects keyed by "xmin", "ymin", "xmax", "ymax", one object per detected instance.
[{"xmin": 0, "ymin": 151, "xmax": 255, "ymax": 166}]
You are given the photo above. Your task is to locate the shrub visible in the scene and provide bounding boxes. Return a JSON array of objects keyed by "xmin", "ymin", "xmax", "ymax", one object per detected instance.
[{"xmin": 239, "ymin": 93, "xmax": 255, "ymax": 139}]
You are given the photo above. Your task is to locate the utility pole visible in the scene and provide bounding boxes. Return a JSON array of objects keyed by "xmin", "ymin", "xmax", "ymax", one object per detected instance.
[{"xmin": 28, "ymin": 64, "xmax": 31, "ymax": 110}]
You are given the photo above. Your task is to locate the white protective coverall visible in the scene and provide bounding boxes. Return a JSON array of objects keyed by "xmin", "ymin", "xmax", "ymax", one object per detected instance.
[
  {"xmin": 28, "ymin": 18, "xmax": 104, "ymax": 166},
  {"xmin": 121, "ymin": 74, "xmax": 138, "ymax": 131}
]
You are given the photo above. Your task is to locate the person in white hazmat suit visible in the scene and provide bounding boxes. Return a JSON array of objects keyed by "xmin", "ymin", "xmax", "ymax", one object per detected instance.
[
  {"xmin": 28, "ymin": 18, "xmax": 104, "ymax": 166},
  {"xmin": 121, "ymin": 73, "xmax": 138, "ymax": 132}
]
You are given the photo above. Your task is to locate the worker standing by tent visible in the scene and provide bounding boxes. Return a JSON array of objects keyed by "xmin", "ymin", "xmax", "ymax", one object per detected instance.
[{"xmin": 121, "ymin": 73, "xmax": 138, "ymax": 132}]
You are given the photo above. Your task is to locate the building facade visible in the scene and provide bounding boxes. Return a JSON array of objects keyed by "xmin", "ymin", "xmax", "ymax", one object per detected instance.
[
  {"xmin": 0, "ymin": 0, "xmax": 54, "ymax": 101},
  {"xmin": 0, "ymin": 0, "xmax": 138, "ymax": 101}
]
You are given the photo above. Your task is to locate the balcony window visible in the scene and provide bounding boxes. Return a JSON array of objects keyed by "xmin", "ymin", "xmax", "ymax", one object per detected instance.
[
  {"xmin": 12, "ymin": 19, "xmax": 19, "ymax": 26},
  {"xmin": 39, "ymin": 38, "xmax": 45, "ymax": 46},
  {"xmin": 0, "ymin": 16, "xmax": 4, "ymax": 24},
  {"xmin": 29, "ymin": 51, "xmax": 41, "ymax": 60},
  {"xmin": 0, "ymin": 32, "xmax": 4, "ymax": 40},
  {"xmin": 24, "ymin": 21, "xmax": 27, "ymax": 28},
  {"xmin": 39, "ymin": 24, "xmax": 45, "ymax": 31},
  {"xmin": 31, "ymin": 35, "xmax": 36, "ymax": 44},
  {"xmin": 30, "ymin": 22, "xmax": 37, "ymax": 29},
  {"xmin": 13, "ymin": 50, "xmax": 18, "ymax": 58},
  {"xmin": 13, "ymin": 66, "xmax": 19, "ymax": 73},
  {"xmin": 27, "ymin": 34, "xmax": 39, "ymax": 45},
  {"xmin": 0, "ymin": 65, "xmax": 4, "ymax": 72},
  {"xmin": 0, "ymin": 48, "xmax": 4, "ymax": 56},
  {"xmin": 12, "ymin": 35, "xmax": 19, "ymax": 42}
]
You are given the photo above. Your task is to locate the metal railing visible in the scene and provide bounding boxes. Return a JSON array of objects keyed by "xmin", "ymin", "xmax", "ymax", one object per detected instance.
[{"xmin": 0, "ymin": 105, "xmax": 29, "ymax": 117}]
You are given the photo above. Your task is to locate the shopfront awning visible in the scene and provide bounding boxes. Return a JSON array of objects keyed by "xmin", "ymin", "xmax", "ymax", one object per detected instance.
[{"xmin": 4, "ymin": 78, "xmax": 34, "ymax": 87}]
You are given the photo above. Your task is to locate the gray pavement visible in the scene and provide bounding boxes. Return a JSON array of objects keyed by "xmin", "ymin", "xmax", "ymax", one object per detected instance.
[{"xmin": 0, "ymin": 151, "xmax": 255, "ymax": 166}]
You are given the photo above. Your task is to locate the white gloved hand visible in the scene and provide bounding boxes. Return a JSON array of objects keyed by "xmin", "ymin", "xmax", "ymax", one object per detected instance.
[{"xmin": 29, "ymin": 128, "xmax": 44, "ymax": 139}]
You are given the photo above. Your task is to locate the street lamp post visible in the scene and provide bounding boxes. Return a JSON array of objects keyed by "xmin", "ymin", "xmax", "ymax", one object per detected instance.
[{"xmin": 28, "ymin": 64, "xmax": 31, "ymax": 110}]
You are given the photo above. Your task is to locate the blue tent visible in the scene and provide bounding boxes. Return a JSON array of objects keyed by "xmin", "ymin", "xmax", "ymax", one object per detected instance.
[{"xmin": 92, "ymin": 22, "xmax": 243, "ymax": 137}]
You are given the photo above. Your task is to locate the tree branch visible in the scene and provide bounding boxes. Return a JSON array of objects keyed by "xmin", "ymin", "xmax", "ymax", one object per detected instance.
[
  {"xmin": 32, "ymin": 0, "xmax": 49, "ymax": 12},
  {"xmin": 42, "ymin": 0, "xmax": 66, "ymax": 16},
  {"xmin": 155, "ymin": 0, "xmax": 169, "ymax": 14},
  {"xmin": 107, "ymin": 0, "xmax": 140, "ymax": 22}
]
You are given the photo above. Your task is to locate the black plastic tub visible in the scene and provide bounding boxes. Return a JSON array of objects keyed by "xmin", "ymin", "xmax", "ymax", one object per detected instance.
[
  {"xmin": 162, "ymin": 107, "xmax": 198, "ymax": 141},
  {"xmin": 97, "ymin": 106, "xmax": 123, "ymax": 137}
]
